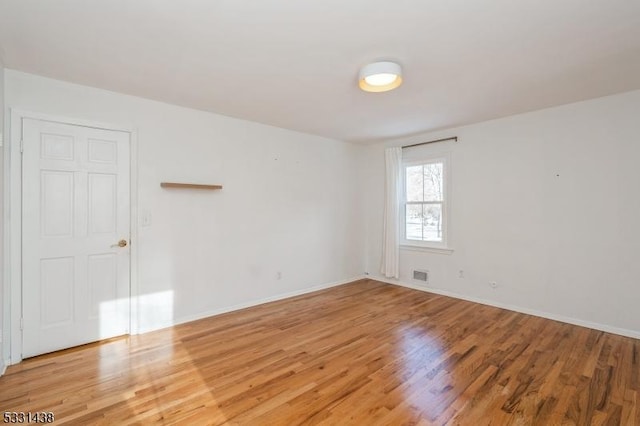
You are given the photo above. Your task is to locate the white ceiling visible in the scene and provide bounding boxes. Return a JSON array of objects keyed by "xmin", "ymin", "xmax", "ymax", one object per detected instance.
[{"xmin": 1, "ymin": 0, "xmax": 639, "ymax": 143}]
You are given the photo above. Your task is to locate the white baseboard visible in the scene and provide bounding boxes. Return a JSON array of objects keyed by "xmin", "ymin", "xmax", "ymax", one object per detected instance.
[
  {"xmin": 371, "ymin": 275, "xmax": 640, "ymax": 340},
  {"xmin": 1, "ymin": 359, "xmax": 7, "ymax": 377},
  {"xmin": 137, "ymin": 275, "xmax": 366, "ymax": 334}
]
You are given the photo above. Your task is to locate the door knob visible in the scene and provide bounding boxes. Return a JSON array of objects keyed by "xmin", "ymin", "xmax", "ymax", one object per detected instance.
[{"xmin": 117, "ymin": 239, "xmax": 128, "ymax": 248}]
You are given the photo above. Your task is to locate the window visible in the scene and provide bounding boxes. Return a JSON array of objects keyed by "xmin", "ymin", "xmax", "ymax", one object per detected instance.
[{"xmin": 402, "ymin": 156, "xmax": 449, "ymax": 249}]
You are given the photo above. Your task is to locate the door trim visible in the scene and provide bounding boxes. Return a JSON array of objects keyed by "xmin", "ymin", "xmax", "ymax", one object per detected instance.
[{"xmin": 4, "ymin": 109, "xmax": 139, "ymax": 364}]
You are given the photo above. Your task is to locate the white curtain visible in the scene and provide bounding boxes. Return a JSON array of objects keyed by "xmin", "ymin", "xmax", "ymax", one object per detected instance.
[{"xmin": 381, "ymin": 147, "xmax": 402, "ymax": 279}]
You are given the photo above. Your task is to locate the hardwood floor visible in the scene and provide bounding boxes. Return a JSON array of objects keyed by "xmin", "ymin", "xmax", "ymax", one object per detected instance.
[{"xmin": 1, "ymin": 279, "xmax": 638, "ymax": 425}]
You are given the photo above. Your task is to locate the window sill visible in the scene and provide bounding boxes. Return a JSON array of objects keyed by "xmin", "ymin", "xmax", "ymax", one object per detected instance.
[{"xmin": 400, "ymin": 245, "xmax": 454, "ymax": 255}]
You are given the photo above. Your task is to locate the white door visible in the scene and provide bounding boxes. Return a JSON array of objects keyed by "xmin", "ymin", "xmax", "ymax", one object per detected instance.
[{"xmin": 22, "ymin": 118, "xmax": 131, "ymax": 358}]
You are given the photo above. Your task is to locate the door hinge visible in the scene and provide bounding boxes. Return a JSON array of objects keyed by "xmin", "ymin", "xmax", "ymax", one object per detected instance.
[
  {"xmin": 20, "ymin": 138, "xmax": 24, "ymax": 153},
  {"xmin": 20, "ymin": 318, "xmax": 24, "ymax": 330}
]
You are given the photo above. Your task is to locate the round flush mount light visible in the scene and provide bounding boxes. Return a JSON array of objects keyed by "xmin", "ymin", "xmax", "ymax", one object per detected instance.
[{"xmin": 358, "ymin": 61, "xmax": 403, "ymax": 92}]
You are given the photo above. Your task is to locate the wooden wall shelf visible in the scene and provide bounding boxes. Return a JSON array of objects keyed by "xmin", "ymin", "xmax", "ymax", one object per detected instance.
[{"xmin": 160, "ymin": 182, "xmax": 223, "ymax": 190}]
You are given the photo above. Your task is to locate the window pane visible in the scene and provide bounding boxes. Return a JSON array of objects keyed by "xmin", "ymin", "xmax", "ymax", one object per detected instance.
[
  {"xmin": 423, "ymin": 162, "xmax": 443, "ymax": 201},
  {"xmin": 406, "ymin": 166, "xmax": 423, "ymax": 202},
  {"xmin": 423, "ymin": 204, "xmax": 443, "ymax": 242},
  {"xmin": 406, "ymin": 204, "xmax": 423, "ymax": 240}
]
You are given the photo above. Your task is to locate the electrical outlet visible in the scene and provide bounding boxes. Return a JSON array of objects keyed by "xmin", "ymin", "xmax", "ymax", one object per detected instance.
[
  {"xmin": 276, "ymin": 271, "xmax": 282, "ymax": 280},
  {"xmin": 459, "ymin": 269, "xmax": 464, "ymax": 278}
]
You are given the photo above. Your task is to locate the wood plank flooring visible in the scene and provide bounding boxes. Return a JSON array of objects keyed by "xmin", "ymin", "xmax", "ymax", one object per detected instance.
[{"xmin": 1, "ymin": 279, "xmax": 639, "ymax": 425}]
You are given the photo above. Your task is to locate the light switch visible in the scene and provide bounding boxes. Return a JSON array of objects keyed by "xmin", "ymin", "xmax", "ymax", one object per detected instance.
[{"xmin": 141, "ymin": 210, "xmax": 152, "ymax": 227}]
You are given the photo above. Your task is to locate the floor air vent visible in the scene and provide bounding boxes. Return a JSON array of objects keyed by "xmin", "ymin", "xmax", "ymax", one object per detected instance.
[{"xmin": 413, "ymin": 270, "xmax": 428, "ymax": 282}]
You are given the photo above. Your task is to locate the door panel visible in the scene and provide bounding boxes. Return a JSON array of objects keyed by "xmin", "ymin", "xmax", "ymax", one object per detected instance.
[
  {"xmin": 88, "ymin": 173, "xmax": 117, "ymax": 234},
  {"xmin": 22, "ymin": 118, "xmax": 131, "ymax": 358},
  {"xmin": 87, "ymin": 254, "xmax": 118, "ymax": 319},
  {"xmin": 41, "ymin": 132, "xmax": 75, "ymax": 160},
  {"xmin": 87, "ymin": 138, "xmax": 118, "ymax": 164},
  {"xmin": 41, "ymin": 171, "xmax": 74, "ymax": 237},
  {"xmin": 40, "ymin": 257, "xmax": 74, "ymax": 327}
]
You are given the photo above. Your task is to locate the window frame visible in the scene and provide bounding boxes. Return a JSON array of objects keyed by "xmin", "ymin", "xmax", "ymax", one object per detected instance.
[{"xmin": 400, "ymin": 154, "xmax": 451, "ymax": 252}]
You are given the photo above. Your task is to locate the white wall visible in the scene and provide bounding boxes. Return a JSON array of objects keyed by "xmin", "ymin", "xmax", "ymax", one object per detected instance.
[
  {"xmin": 363, "ymin": 90, "xmax": 640, "ymax": 337},
  {"xmin": 5, "ymin": 70, "xmax": 364, "ymax": 336},
  {"xmin": 5, "ymin": 67, "xmax": 639, "ymax": 363},
  {"xmin": 0, "ymin": 56, "xmax": 5, "ymax": 372}
]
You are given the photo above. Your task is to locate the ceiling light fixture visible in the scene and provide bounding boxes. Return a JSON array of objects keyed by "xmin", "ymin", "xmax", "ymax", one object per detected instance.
[{"xmin": 358, "ymin": 61, "xmax": 403, "ymax": 93}]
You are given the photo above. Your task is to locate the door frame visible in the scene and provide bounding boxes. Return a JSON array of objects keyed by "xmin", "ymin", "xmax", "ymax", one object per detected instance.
[{"xmin": 4, "ymin": 109, "xmax": 139, "ymax": 364}]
